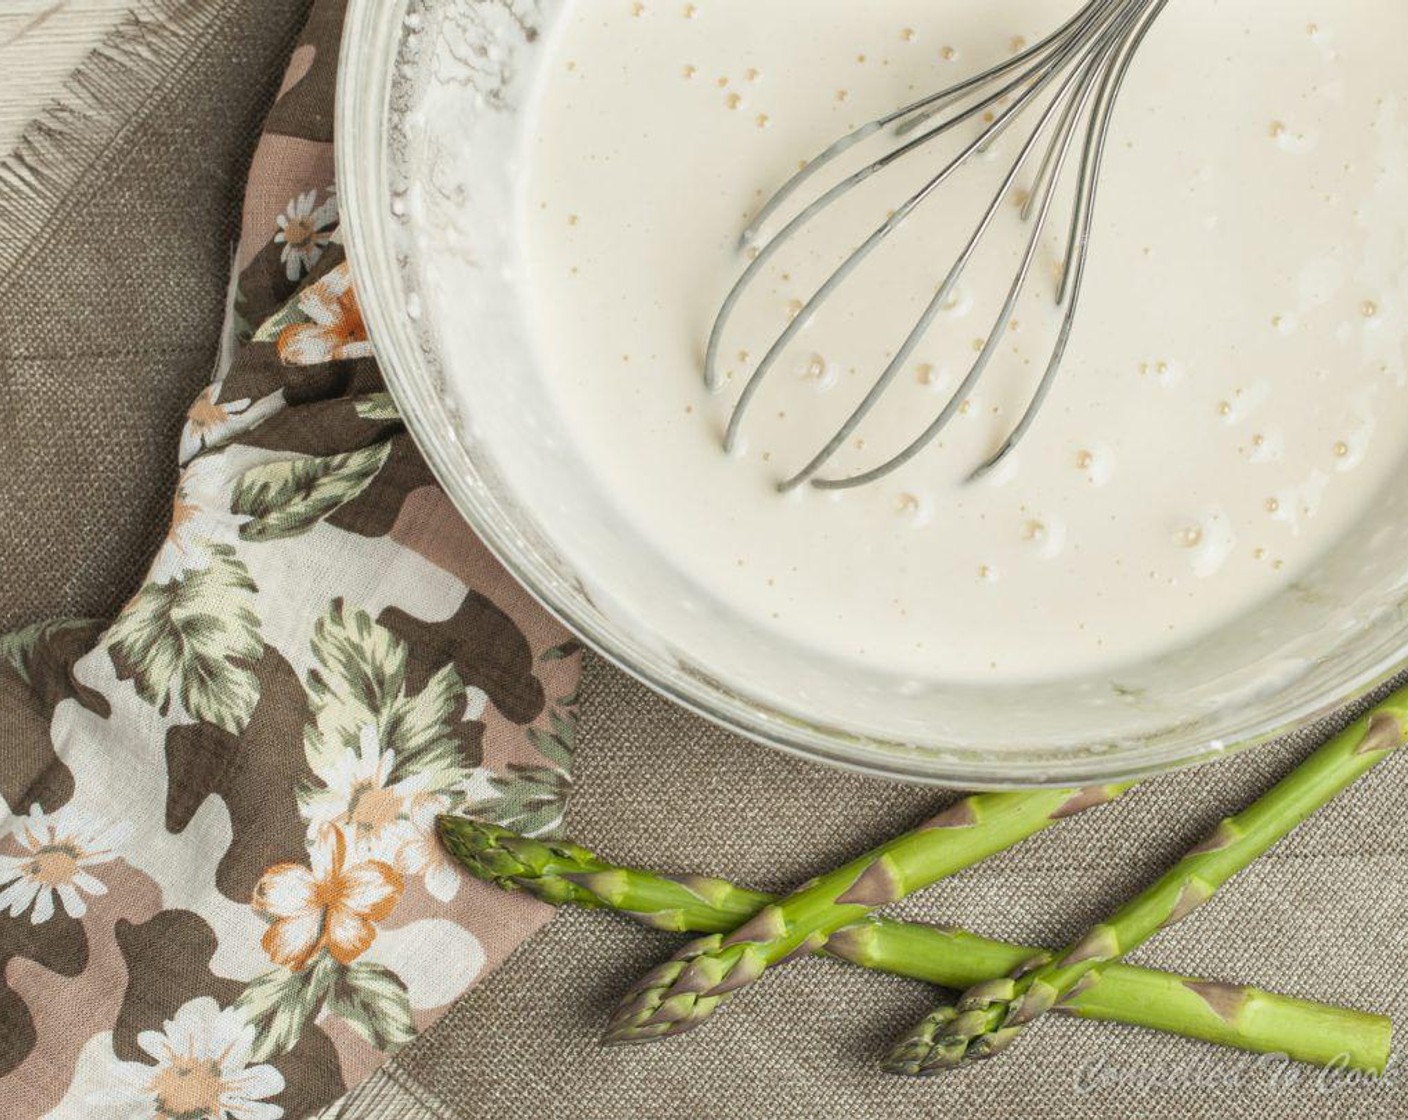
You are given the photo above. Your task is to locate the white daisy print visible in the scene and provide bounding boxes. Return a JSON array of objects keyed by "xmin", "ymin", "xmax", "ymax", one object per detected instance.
[
  {"xmin": 394, "ymin": 791, "xmax": 460, "ymax": 902},
  {"xmin": 303, "ymin": 726, "xmax": 436, "ymax": 863},
  {"xmin": 274, "ymin": 188, "xmax": 338, "ymax": 281},
  {"xmin": 0, "ymin": 803, "xmax": 131, "ymax": 924},
  {"xmin": 107, "ymin": 996, "xmax": 285, "ymax": 1120}
]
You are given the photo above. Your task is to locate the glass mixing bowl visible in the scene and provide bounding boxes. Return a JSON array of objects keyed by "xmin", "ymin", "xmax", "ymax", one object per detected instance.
[{"xmin": 336, "ymin": 0, "xmax": 1408, "ymax": 788}]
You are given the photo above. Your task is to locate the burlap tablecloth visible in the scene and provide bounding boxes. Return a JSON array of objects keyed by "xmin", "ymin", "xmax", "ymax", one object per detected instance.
[{"xmin": 2, "ymin": 3, "xmax": 1406, "ymax": 1117}]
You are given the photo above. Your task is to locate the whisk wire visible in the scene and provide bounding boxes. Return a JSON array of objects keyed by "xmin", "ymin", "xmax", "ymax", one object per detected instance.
[
  {"xmin": 705, "ymin": 0, "xmax": 1123, "ymax": 403},
  {"xmin": 972, "ymin": 0, "xmax": 1173, "ymax": 480},
  {"xmin": 718, "ymin": 4, "xmax": 1130, "ymax": 453},
  {"xmin": 806, "ymin": 0, "xmax": 1151, "ymax": 492},
  {"xmin": 890, "ymin": 0, "xmax": 1123, "ymax": 142},
  {"xmin": 708, "ymin": 0, "xmax": 1170, "ymax": 488},
  {"xmin": 742, "ymin": 0, "xmax": 1119, "ymax": 245}
]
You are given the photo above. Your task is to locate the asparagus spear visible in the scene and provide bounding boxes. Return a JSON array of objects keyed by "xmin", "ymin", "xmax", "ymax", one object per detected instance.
[
  {"xmin": 887, "ymin": 698, "xmax": 1408, "ymax": 1075},
  {"xmin": 600, "ymin": 785, "xmax": 1134, "ymax": 1043},
  {"xmin": 438, "ymin": 816, "xmax": 1391, "ymax": 1071}
]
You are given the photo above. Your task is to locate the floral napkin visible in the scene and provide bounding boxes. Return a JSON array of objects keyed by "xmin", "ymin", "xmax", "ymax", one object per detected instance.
[{"xmin": 1, "ymin": 2, "xmax": 580, "ymax": 1116}]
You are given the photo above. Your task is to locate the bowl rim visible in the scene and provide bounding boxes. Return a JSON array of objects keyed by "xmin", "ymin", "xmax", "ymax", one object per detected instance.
[{"xmin": 335, "ymin": 0, "xmax": 1408, "ymax": 789}]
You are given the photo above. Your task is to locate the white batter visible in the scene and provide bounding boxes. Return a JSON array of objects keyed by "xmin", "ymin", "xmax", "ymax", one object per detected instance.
[{"xmin": 519, "ymin": 0, "xmax": 1408, "ymax": 683}]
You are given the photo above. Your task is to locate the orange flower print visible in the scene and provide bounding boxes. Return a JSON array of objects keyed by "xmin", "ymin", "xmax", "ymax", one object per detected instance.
[
  {"xmin": 144, "ymin": 455, "xmax": 229, "ymax": 583},
  {"xmin": 251, "ymin": 827, "xmax": 402, "ymax": 971},
  {"xmin": 179, "ymin": 384, "xmax": 253, "ymax": 464},
  {"xmin": 168, "ymin": 486, "xmax": 200, "ymax": 550},
  {"xmin": 276, "ymin": 263, "xmax": 374, "ymax": 366}
]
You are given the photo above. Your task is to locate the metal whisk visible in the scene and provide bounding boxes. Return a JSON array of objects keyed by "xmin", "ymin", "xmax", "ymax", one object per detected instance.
[{"xmin": 705, "ymin": 0, "xmax": 1171, "ymax": 491}]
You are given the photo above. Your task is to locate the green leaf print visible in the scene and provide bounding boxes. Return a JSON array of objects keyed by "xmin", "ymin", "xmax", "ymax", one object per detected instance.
[
  {"xmin": 232, "ymin": 442, "xmax": 391, "ymax": 543},
  {"xmin": 465, "ymin": 702, "xmax": 577, "ymax": 837},
  {"xmin": 538, "ymin": 639, "xmax": 583, "ymax": 663},
  {"xmin": 0, "ymin": 618, "xmax": 93, "ymax": 685},
  {"xmin": 326, "ymin": 962, "xmax": 416, "ymax": 1052},
  {"xmin": 236, "ymin": 955, "xmax": 339, "ymax": 1061},
  {"xmin": 106, "ymin": 544, "xmax": 263, "ymax": 734},
  {"xmin": 301, "ymin": 600, "xmax": 477, "ymax": 792},
  {"xmin": 353, "ymin": 393, "xmax": 400, "ymax": 422},
  {"xmin": 470, "ymin": 765, "xmax": 572, "ymax": 837},
  {"xmin": 251, "ymin": 291, "xmax": 313, "ymax": 343},
  {"xmin": 236, "ymin": 954, "xmax": 414, "ymax": 1059}
]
